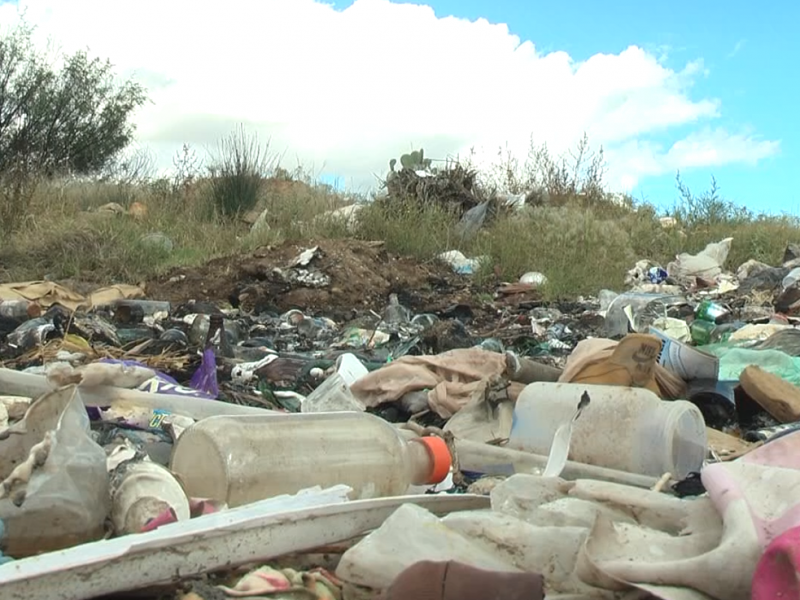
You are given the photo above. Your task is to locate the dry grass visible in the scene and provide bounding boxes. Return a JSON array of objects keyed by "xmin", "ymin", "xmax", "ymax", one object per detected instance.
[{"xmin": 1, "ymin": 145, "xmax": 798, "ymax": 299}]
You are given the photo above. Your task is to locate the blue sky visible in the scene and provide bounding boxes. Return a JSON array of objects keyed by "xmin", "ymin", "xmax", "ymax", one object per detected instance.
[
  {"xmin": 2, "ymin": 0, "xmax": 795, "ymax": 214},
  {"xmin": 326, "ymin": 0, "xmax": 796, "ymax": 214}
]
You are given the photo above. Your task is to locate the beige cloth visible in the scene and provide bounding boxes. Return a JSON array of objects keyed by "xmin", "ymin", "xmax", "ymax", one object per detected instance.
[
  {"xmin": 349, "ymin": 348, "xmax": 513, "ymax": 418},
  {"xmin": 0, "ymin": 281, "xmax": 143, "ymax": 312},
  {"xmin": 560, "ymin": 337, "xmax": 687, "ymax": 399}
]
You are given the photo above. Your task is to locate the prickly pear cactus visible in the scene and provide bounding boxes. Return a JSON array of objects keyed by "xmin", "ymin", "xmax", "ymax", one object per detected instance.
[{"xmin": 398, "ymin": 149, "xmax": 432, "ymax": 170}]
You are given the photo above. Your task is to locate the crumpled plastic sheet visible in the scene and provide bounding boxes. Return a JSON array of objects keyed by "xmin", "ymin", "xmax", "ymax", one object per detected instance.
[
  {"xmin": 337, "ymin": 428, "xmax": 800, "ymax": 600},
  {"xmin": 0, "ymin": 385, "xmax": 109, "ymax": 558}
]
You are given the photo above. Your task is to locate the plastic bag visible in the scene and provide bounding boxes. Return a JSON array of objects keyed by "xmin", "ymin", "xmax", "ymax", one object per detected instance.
[
  {"xmin": 335, "ymin": 503, "xmax": 517, "ymax": 589},
  {"xmin": 668, "ymin": 237, "xmax": 733, "ymax": 280},
  {"xmin": 456, "ymin": 201, "xmax": 490, "ymax": 239},
  {"xmin": 0, "ymin": 385, "xmax": 110, "ymax": 557},
  {"xmin": 704, "ymin": 346, "xmax": 800, "ymax": 387}
]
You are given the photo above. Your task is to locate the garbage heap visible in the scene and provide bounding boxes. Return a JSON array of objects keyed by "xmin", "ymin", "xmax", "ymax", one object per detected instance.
[
  {"xmin": 2, "ymin": 236, "xmax": 800, "ymax": 600},
  {"xmin": 382, "ymin": 149, "xmax": 527, "ymax": 242}
]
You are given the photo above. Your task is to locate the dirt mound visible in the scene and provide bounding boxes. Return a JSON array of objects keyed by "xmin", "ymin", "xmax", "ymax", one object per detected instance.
[{"xmin": 147, "ymin": 239, "xmax": 482, "ymax": 320}]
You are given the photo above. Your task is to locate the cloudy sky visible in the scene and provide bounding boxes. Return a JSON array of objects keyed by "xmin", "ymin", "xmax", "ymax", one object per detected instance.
[{"xmin": 0, "ymin": 0, "xmax": 794, "ymax": 211}]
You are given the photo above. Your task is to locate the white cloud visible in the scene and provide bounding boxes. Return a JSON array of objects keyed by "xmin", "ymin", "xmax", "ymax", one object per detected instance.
[
  {"xmin": 605, "ymin": 128, "xmax": 781, "ymax": 189},
  {"xmin": 0, "ymin": 0, "xmax": 779, "ymax": 191}
]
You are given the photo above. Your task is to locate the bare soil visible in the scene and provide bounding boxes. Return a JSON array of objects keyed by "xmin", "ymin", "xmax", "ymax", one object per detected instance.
[{"xmin": 146, "ymin": 239, "xmax": 490, "ymax": 321}]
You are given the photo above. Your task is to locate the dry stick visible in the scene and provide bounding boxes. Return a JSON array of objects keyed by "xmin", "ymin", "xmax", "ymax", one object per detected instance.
[
  {"xmin": 366, "ymin": 309, "xmax": 384, "ymax": 349},
  {"xmin": 410, "ymin": 409, "xmax": 431, "ymax": 422}
]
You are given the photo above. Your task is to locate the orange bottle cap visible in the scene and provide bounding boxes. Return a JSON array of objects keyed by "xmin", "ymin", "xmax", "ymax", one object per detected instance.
[{"xmin": 412, "ymin": 436, "xmax": 452, "ymax": 484}]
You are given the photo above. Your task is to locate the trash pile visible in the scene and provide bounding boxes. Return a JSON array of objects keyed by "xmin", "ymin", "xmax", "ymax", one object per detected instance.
[
  {"xmin": 2, "ymin": 236, "xmax": 800, "ymax": 599},
  {"xmin": 381, "ymin": 149, "xmax": 528, "ymax": 245}
]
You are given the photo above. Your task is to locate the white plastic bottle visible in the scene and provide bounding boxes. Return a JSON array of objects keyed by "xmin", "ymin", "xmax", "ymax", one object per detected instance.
[
  {"xmin": 169, "ymin": 412, "xmax": 452, "ymax": 507},
  {"xmin": 508, "ymin": 382, "xmax": 707, "ymax": 478}
]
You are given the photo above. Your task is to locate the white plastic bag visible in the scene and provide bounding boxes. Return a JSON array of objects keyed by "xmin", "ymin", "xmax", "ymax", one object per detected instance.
[
  {"xmin": 668, "ymin": 237, "xmax": 733, "ymax": 280},
  {"xmin": 0, "ymin": 385, "xmax": 110, "ymax": 557},
  {"xmin": 335, "ymin": 503, "xmax": 517, "ymax": 589}
]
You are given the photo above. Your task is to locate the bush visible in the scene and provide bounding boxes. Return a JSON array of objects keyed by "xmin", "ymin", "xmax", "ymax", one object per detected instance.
[
  {"xmin": 206, "ymin": 126, "xmax": 277, "ymax": 219},
  {"xmin": 0, "ymin": 18, "xmax": 147, "ymax": 231}
]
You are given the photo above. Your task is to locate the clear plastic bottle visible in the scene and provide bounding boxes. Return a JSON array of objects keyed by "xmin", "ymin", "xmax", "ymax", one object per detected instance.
[
  {"xmin": 0, "ymin": 300, "xmax": 40, "ymax": 320},
  {"xmin": 169, "ymin": 412, "xmax": 452, "ymax": 507},
  {"xmin": 508, "ymin": 382, "xmax": 707, "ymax": 478},
  {"xmin": 783, "ymin": 267, "xmax": 800, "ymax": 291}
]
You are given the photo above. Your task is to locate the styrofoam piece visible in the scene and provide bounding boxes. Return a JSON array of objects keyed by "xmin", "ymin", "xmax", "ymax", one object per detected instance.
[
  {"xmin": 0, "ymin": 490, "xmax": 488, "ymax": 600},
  {"xmin": 0, "ymin": 368, "xmax": 273, "ymax": 419}
]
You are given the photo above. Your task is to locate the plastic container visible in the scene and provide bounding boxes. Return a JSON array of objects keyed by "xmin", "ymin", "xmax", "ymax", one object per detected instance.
[
  {"xmin": 783, "ymin": 267, "xmax": 800, "ymax": 290},
  {"xmin": 112, "ymin": 299, "xmax": 171, "ymax": 316},
  {"xmin": 111, "ymin": 461, "xmax": 190, "ymax": 535},
  {"xmin": 0, "ymin": 385, "xmax": 109, "ymax": 558},
  {"xmin": 301, "ymin": 354, "xmax": 369, "ymax": 413},
  {"xmin": 508, "ymin": 382, "xmax": 707, "ymax": 478},
  {"xmin": 0, "ymin": 300, "xmax": 40, "ymax": 320},
  {"xmin": 169, "ymin": 412, "xmax": 452, "ymax": 506},
  {"xmin": 604, "ymin": 292, "xmax": 686, "ymax": 337}
]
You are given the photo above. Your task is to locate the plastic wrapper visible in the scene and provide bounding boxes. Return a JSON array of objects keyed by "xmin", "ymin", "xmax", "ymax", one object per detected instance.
[
  {"xmin": 0, "ymin": 385, "xmax": 110, "ymax": 557},
  {"xmin": 335, "ymin": 503, "xmax": 517, "ymax": 590}
]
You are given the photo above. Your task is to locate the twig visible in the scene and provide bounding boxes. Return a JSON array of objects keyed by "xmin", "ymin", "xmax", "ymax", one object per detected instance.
[{"xmin": 367, "ymin": 309, "xmax": 383, "ymax": 349}]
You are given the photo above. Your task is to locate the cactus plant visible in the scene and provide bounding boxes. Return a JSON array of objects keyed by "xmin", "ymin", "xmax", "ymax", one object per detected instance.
[{"xmin": 398, "ymin": 149, "xmax": 432, "ymax": 170}]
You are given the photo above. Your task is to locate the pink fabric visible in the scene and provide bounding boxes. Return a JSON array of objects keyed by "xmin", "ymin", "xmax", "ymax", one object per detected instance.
[
  {"xmin": 703, "ymin": 429, "xmax": 800, "ymax": 548},
  {"xmin": 752, "ymin": 526, "xmax": 800, "ymax": 600}
]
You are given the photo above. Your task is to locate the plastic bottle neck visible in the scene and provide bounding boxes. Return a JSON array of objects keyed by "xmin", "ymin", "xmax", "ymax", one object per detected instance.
[{"xmin": 406, "ymin": 440, "xmax": 434, "ymax": 485}]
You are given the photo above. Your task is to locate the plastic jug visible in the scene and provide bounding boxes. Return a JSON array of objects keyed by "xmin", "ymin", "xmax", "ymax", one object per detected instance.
[
  {"xmin": 169, "ymin": 412, "xmax": 452, "ymax": 506},
  {"xmin": 508, "ymin": 382, "xmax": 707, "ymax": 478}
]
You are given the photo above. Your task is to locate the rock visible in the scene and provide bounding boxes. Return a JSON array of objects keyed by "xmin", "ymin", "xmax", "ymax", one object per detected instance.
[{"xmin": 139, "ymin": 232, "xmax": 174, "ymax": 253}]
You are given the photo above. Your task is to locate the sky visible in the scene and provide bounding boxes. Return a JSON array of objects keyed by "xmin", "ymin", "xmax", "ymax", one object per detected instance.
[{"xmin": 0, "ymin": 0, "xmax": 795, "ymax": 212}]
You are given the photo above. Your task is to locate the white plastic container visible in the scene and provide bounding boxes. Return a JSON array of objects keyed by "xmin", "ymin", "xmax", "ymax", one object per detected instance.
[
  {"xmin": 169, "ymin": 412, "xmax": 452, "ymax": 507},
  {"xmin": 508, "ymin": 382, "xmax": 707, "ymax": 478},
  {"xmin": 783, "ymin": 267, "xmax": 800, "ymax": 290},
  {"xmin": 301, "ymin": 353, "xmax": 368, "ymax": 413},
  {"xmin": 111, "ymin": 461, "xmax": 190, "ymax": 535}
]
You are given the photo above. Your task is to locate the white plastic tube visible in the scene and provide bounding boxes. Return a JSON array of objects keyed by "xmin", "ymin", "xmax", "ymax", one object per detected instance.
[
  {"xmin": 0, "ymin": 492, "xmax": 489, "ymax": 600},
  {"xmin": 0, "ymin": 368, "xmax": 274, "ymax": 420}
]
